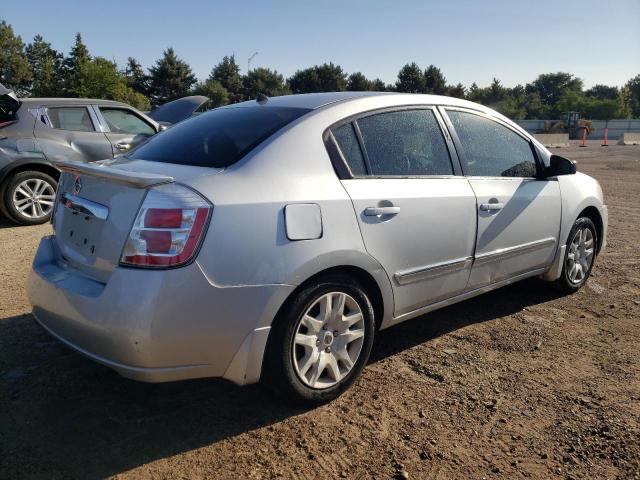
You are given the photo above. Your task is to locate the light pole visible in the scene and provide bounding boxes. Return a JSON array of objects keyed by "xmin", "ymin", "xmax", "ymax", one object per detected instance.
[{"xmin": 247, "ymin": 52, "xmax": 259, "ymax": 73}]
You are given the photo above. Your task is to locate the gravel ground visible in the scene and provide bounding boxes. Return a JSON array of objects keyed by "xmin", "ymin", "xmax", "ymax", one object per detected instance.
[{"xmin": 1, "ymin": 141, "xmax": 639, "ymax": 480}]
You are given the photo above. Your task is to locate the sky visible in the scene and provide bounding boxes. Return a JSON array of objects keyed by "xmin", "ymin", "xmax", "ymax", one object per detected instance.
[{"xmin": 4, "ymin": 0, "xmax": 640, "ymax": 89}]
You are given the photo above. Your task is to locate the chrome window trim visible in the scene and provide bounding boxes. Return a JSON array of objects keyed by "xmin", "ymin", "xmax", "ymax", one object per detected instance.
[
  {"xmin": 395, "ymin": 256, "xmax": 473, "ymax": 285},
  {"xmin": 473, "ymin": 237, "xmax": 556, "ymax": 266}
]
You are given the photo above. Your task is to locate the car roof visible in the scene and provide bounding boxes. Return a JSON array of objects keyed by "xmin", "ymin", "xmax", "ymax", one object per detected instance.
[
  {"xmin": 21, "ymin": 97, "xmax": 130, "ymax": 108},
  {"xmin": 229, "ymin": 91, "xmax": 489, "ymax": 112}
]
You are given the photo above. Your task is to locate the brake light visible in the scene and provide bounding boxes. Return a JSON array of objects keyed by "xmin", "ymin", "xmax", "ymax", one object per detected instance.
[
  {"xmin": 120, "ymin": 184, "xmax": 211, "ymax": 268},
  {"xmin": 0, "ymin": 120, "xmax": 15, "ymax": 129}
]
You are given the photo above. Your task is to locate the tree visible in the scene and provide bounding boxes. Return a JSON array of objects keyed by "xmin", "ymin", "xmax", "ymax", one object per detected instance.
[
  {"xmin": 147, "ymin": 47, "xmax": 197, "ymax": 105},
  {"xmin": 346, "ymin": 72, "xmax": 372, "ymax": 91},
  {"xmin": 62, "ymin": 32, "xmax": 91, "ymax": 96},
  {"xmin": 242, "ymin": 67, "xmax": 289, "ymax": 98},
  {"xmin": 618, "ymin": 86, "xmax": 633, "ymax": 119},
  {"xmin": 585, "ymin": 84, "xmax": 618, "ymax": 100},
  {"xmin": 26, "ymin": 35, "xmax": 63, "ymax": 97},
  {"xmin": 371, "ymin": 78, "xmax": 387, "ymax": 91},
  {"xmin": 82, "ymin": 57, "xmax": 148, "ymax": 109},
  {"xmin": 424, "ymin": 65, "xmax": 447, "ymax": 94},
  {"xmin": 526, "ymin": 72, "xmax": 583, "ymax": 106},
  {"xmin": 467, "ymin": 82, "xmax": 485, "ymax": 103},
  {"xmin": 395, "ymin": 63, "xmax": 425, "ymax": 93},
  {"xmin": 623, "ymin": 74, "xmax": 640, "ymax": 117},
  {"xmin": 288, "ymin": 63, "xmax": 347, "ymax": 93},
  {"xmin": 210, "ymin": 55, "xmax": 243, "ymax": 103},
  {"xmin": 122, "ymin": 57, "xmax": 148, "ymax": 96},
  {"xmin": 447, "ymin": 83, "xmax": 466, "ymax": 99},
  {"xmin": 485, "ymin": 78, "xmax": 507, "ymax": 104},
  {"xmin": 192, "ymin": 79, "xmax": 229, "ymax": 108},
  {"xmin": 0, "ymin": 20, "xmax": 32, "ymax": 94}
]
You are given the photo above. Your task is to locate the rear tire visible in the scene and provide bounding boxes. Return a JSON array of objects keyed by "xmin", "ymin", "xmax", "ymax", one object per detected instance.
[
  {"xmin": 262, "ymin": 274, "xmax": 375, "ymax": 405},
  {"xmin": 2, "ymin": 171, "xmax": 58, "ymax": 225},
  {"xmin": 556, "ymin": 217, "xmax": 597, "ymax": 293}
]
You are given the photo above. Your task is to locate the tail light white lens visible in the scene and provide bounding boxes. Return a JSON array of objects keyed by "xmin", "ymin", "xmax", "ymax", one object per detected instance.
[{"xmin": 120, "ymin": 183, "xmax": 211, "ymax": 268}]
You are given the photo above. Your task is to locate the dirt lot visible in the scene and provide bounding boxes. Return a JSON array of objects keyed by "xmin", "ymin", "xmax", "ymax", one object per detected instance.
[{"xmin": 1, "ymin": 141, "xmax": 639, "ymax": 480}]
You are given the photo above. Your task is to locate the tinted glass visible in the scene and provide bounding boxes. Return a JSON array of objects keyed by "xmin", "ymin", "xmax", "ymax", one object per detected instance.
[
  {"xmin": 101, "ymin": 108, "xmax": 155, "ymax": 135},
  {"xmin": 47, "ymin": 107, "xmax": 94, "ymax": 132},
  {"xmin": 129, "ymin": 106, "xmax": 310, "ymax": 167},
  {"xmin": 447, "ymin": 111, "xmax": 537, "ymax": 177},
  {"xmin": 356, "ymin": 110, "xmax": 452, "ymax": 176},
  {"xmin": 331, "ymin": 123, "xmax": 366, "ymax": 175}
]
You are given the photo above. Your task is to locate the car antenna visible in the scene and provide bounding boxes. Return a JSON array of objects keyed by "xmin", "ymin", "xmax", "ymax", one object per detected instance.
[{"xmin": 256, "ymin": 93, "xmax": 269, "ymax": 105}]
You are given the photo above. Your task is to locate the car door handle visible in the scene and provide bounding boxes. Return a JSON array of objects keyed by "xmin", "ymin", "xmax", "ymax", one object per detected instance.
[
  {"xmin": 479, "ymin": 202, "xmax": 504, "ymax": 212},
  {"xmin": 115, "ymin": 142, "xmax": 131, "ymax": 151},
  {"xmin": 364, "ymin": 206, "xmax": 401, "ymax": 216}
]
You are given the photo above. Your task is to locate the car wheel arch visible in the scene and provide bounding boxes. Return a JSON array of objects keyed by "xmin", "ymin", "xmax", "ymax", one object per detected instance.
[
  {"xmin": 577, "ymin": 205, "xmax": 603, "ymax": 254},
  {"xmin": 0, "ymin": 161, "xmax": 60, "ymax": 186}
]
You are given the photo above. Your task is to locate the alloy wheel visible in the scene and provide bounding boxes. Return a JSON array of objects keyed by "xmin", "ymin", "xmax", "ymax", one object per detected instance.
[
  {"xmin": 566, "ymin": 227, "xmax": 595, "ymax": 284},
  {"xmin": 292, "ymin": 291, "xmax": 365, "ymax": 389},
  {"xmin": 12, "ymin": 178, "xmax": 56, "ymax": 219}
]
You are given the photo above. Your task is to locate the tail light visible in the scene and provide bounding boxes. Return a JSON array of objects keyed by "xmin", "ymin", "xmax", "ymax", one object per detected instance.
[
  {"xmin": 0, "ymin": 120, "xmax": 16, "ymax": 129},
  {"xmin": 120, "ymin": 183, "xmax": 212, "ymax": 268}
]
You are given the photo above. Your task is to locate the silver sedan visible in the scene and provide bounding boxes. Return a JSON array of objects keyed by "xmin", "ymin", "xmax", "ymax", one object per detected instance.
[{"xmin": 27, "ymin": 92, "xmax": 607, "ymax": 403}]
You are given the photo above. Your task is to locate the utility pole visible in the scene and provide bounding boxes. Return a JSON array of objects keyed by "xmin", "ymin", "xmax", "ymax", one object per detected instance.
[{"xmin": 247, "ymin": 52, "xmax": 259, "ymax": 73}]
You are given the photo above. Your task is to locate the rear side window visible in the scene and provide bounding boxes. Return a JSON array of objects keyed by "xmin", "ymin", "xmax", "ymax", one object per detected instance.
[
  {"xmin": 100, "ymin": 108, "xmax": 155, "ymax": 135},
  {"xmin": 356, "ymin": 109, "xmax": 453, "ymax": 176},
  {"xmin": 331, "ymin": 123, "xmax": 366, "ymax": 175},
  {"xmin": 129, "ymin": 106, "xmax": 310, "ymax": 167},
  {"xmin": 47, "ymin": 107, "xmax": 94, "ymax": 132},
  {"xmin": 447, "ymin": 110, "xmax": 537, "ymax": 177}
]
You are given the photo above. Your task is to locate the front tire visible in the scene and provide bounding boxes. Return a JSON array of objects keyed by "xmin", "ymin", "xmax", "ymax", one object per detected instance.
[
  {"xmin": 556, "ymin": 217, "xmax": 597, "ymax": 293},
  {"xmin": 263, "ymin": 274, "xmax": 375, "ymax": 405},
  {"xmin": 2, "ymin": 171, "xmax": 58, "ymax": 225}
]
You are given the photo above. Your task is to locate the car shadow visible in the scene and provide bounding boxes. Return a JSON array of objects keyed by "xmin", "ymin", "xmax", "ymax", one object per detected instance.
[
  {"xmin": 0, "ymin": 278, "xmax": 563, "ymax": 479},
  {"xmin": 0, "ymin": 215, "xmax": 16, "ymax": 229}
]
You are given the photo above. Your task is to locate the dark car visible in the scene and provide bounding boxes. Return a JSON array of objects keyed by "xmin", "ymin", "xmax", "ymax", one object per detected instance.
[{"xmin": 0, "ymin": 85, "xmax": 207, "ymax": 225}]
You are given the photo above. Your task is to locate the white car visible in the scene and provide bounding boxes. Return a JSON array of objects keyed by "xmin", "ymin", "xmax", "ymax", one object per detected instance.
[{"xmin": 28, "ymin": 92, "xmax": 607, "ymax": 403}]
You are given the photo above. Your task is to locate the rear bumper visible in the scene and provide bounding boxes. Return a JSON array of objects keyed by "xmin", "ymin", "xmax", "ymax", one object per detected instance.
[{"xmin": 27, "ymin": 235, "xmax": 294, "ymax": 384}]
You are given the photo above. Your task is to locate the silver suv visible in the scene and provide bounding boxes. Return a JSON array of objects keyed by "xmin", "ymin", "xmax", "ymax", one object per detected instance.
[{"xmin": 28, "ymin": 92, "xmax": 607, "ymax": 403}]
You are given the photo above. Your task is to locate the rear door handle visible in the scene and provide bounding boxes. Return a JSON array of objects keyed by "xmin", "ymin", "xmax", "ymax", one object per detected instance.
[
  {"xmin": 479, "ymin": 202, "xmax": 504, "ymax": 212},
  {"xmin": 364, "ymin": 206, "xmax": 401, "ymax": 216},
  {"xmin": 115, "ymin": 142, "xmax": 131, "ymax": 151}
]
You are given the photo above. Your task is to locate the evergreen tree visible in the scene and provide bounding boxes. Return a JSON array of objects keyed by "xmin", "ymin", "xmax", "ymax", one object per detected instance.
[
  {"xmin": 467, "ymin": 82, "xmax": 485, "ymax": 103},
  {"xmin": 122, "ymin": 57, "xmax": 148, "ymax": 96},
  {"xmin": 210, "ymin": 55, "xmax": 243, "ymax": 103},
  {"xmin": 0, "ymin": 20, "xmax": 32, "ymax": 94},
  {"xmin": 447, "ymin": 83, "xmax": 466, "ymax": 99},
  {"xmin": 485, "ymin": 78, "xmax": 507, "ymax": 104},
  {"xmin": 147, "ymin": 47, "xmax": 197, "ymax": 105},
  {"xmin": 371, "ymin": 78, "xmax": 387, "ymax": 91},
  {"xmin": 288, "ymin": 63, "xmax": 347, "ymax": 93},
  {"xmin": 623, "ymin": 74, "xmax": 640, "ymax": 117},
  {"xmin": 424, "ymin": 65, "xmax": 447, "ymax": 94},
  {"xmin": 395, "ymin": 63, "xmax": 426, "ymax": 93},
  {"xmin": 62, "ymin": 33, "xmax": 91, "ymax": 96},
  {"xmin": 26, "ymin": 35, "xmax": 63, "ymax": 97},
  {"xmin": 346, "ymin": 72, "xmax": 373, "ymax": 91},
  {"xmin": 242, "ymin": 67, "xmax": 289, "ymax": 98}
]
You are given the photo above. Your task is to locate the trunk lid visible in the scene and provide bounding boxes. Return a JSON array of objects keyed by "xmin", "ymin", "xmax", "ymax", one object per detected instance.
[{"xmin": 52, "ymin": 159, "xmax": 219, "ymax": 283}]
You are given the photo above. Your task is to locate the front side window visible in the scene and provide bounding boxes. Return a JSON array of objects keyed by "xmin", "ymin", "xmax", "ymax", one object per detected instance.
[
  {"xmin": 129, "ymin": 106, "xmax": 310, "ymax": 168},
  {"xmin": 46, "ymin": 107, "xmax": 94, "ymax": 132},
  {"xmin": 100, "ymin": 108, "xmax": 155, "ymax": 135},
  {"xmin": 356, "ymin": 109, "xmax": 453, "ymax": 176},
  {"xmin": 447, "ymin": 110, "xmax": 537, "ymax": 177}
]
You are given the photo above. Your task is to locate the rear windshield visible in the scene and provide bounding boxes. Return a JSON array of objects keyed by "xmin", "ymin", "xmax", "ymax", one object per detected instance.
[{"xmin": 128, "ymin": 105, "xmax": 311, "ymax": 167}]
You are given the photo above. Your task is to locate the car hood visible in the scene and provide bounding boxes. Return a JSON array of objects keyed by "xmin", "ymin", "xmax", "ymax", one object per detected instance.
[
  {"xmin": 148, "ymin": 95, "xmax": 209, "ymax": 125},
  {"xmin": 0, "ymin": 84, "xmax": 21, "ymax": 112}
]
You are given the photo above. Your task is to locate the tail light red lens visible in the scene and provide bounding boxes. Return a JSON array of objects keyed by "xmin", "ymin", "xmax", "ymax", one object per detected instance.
[
  {"xmin": 120, "ymin": 184, "xmax": 211, "ymax": 268},
  {"xmin": 0, "ymin": 120, "xmax": 16, "ymax": 129}
]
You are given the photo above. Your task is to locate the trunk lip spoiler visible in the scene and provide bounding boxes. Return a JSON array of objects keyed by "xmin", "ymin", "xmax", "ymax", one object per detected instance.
[{"xmin": 55, "ymin": 161, "xmax": 174, "ymax": 188}]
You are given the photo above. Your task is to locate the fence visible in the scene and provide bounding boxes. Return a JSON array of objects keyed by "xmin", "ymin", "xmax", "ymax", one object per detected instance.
[{"xmin": 516, "ymin": 119, "xmax": 640, "ymax": 140}]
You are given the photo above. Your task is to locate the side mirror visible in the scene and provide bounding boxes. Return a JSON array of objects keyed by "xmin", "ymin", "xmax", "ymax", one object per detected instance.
[{"xmin": 545, "ymin": 154, "xmax": 577, "ymax": 177}]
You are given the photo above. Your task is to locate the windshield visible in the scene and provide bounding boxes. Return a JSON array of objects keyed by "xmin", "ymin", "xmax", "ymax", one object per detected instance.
[{"xmin": 128, "ymin": 105, "xmax": 311, "ymax": 168}]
